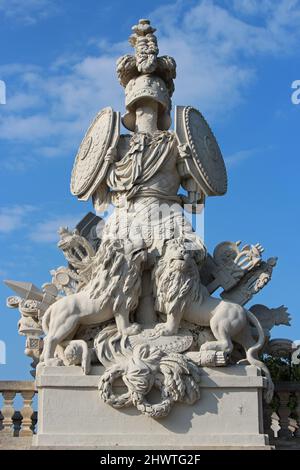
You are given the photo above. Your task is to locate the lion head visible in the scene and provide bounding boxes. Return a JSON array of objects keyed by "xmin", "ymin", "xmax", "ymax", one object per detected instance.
[{"xmin": 152, "ymin": 238, "xmax": 205, "ymax": 316}]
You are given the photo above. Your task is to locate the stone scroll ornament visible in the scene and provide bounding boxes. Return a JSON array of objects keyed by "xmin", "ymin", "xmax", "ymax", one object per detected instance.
[{"xmin": 4, "ymin": 19, "xmax": 294, "ymax": 418}]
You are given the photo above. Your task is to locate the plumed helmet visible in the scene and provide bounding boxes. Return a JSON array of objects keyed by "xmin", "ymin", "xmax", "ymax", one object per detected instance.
[{"xmin": 122, "ymin": 74, "xmax": 171, "ymax": 131}]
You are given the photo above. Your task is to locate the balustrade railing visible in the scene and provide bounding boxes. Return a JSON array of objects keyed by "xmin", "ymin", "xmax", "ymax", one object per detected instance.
[
  {"xmin": 264, "ymin": 382, "xmax": 300, "ymax": 447},
  {"xmin": 1, "ymin": 379, "xmax": 299, "ymax": 448},
  {"xmin": 0, "ymin": 381, "xmax": 37, "ymax": 438}
]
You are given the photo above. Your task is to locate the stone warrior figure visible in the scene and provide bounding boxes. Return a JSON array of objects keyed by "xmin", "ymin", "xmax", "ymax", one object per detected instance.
[{"xmin": 37, "ymin": 19, "xmax": 274, "ymax": 413}]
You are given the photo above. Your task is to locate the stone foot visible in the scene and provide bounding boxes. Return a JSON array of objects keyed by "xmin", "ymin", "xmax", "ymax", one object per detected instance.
[
  {"xmin": 186, "ymin": 350, "xmax": 229, "ymax": 367},
  {"xmin": 121, "ymin": 323, "xmax": 142, "ymax": 336},
  {"xmin": 154, "ymin": 322, "xmax": 176, "ymax": 336}
]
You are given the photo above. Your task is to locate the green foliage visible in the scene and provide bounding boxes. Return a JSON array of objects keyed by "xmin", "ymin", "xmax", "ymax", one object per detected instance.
[
  {"xmin": 262, "ymin": 355, "xmax": 300, "ymax": 383},
  {"xmin": 262, "ymin": 354, "xmax": 300, "ymax": 411}
]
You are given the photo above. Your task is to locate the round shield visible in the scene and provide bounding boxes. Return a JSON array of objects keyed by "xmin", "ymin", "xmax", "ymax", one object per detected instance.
[
  {"xmin": 71, "ymin": 107, "xmax": 114, "ymax": 196},
  {"xmin": 181, "ymin": 106, "xmax": 227, "ymax": 196},
  {"xmin": 128, "ymin": 329, "xmax": 193, "ymax": 354}
]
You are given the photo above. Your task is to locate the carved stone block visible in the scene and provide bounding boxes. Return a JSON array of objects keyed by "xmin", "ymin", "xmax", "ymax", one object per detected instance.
[{"xmin": 34, "ymin": 365, "xmax": 271, "ymax": 449}]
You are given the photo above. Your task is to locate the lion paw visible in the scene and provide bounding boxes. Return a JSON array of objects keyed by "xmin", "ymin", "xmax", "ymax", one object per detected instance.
[
  {"xmin": 214, "ymin": 351, "xmax": 229, "ymax": 366},
  {"xmin": 121, "ymin": 323, "xmax": 142, "ymax": 336},
  {"xmin": 154, "ymin": 322, "xmax": 176, "ymax": 336},
  {"xmin": 82, "ymin": 362, "xmax": 91, "ymax": 375},
  {"xmin": 189, "ymin": 350, "xmax": 229, "ymax": 367}
]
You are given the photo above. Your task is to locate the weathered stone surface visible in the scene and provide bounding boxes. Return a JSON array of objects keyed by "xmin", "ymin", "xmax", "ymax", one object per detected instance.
[{"xmin": 33, "ymin": 365, "xmax": 270, "ymax": 449}]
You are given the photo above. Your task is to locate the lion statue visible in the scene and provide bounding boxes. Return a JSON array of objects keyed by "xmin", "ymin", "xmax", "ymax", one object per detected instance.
[
  {"xmin": 40, "ymin": 239, "xmax": 146, "ymax": 366},
  {"xmin": 152, "ymin": 238, "xmax": 274, "ymax": 402}
]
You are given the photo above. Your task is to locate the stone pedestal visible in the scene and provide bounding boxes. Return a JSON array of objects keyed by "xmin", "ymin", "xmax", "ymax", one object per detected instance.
[{"xmin": 33, "ymin": 365, "xmax": 271, "ymax": 449}]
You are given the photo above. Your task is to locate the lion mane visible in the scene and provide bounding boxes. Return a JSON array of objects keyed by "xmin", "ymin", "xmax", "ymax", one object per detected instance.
[
  {"xmin": 86, "ymin": 239, "xmax": 146, "ymax": 314},
  {"xmin": 152, "ymin": 239, "xmax": 205, "ymax": 316}
]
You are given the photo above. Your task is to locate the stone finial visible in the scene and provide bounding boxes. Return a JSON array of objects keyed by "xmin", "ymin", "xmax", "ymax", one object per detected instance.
[
  {"xmin": 117, "ymin": 19, "xmax": 176, "ymax": 131},
  {"xmin": 116, "ymin": 19, "xmax": 176, "ymax": 95},
  {"xmin": 129, "ymin": 19, "xmax": 159, "ymax": 74}
]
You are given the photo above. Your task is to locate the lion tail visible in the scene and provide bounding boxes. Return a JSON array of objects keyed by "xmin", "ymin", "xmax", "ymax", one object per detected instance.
[{"xmin": 245, "ymin": 310, "xmax": 274, "ymax": 403}]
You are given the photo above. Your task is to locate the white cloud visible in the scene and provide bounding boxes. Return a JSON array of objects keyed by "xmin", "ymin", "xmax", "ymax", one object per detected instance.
[
  {"xmin": 0, "ymin": 153, "xmax": 37, "ymax": 172},
  {"xmin": 5, "ymin": 91, "xmax": 43, "ymax": 113},
  {"xmin": 151, "ymin": 0, "xmax": 300, "ymax": 109},
  {"xmin": 29, "ymin": 214, "xmax": 83, "ymax": 243},
  {"xmin": 225, "ymin": 148, "xmax": 259, "ymax": 167},
  {"xmin": 0, "ymin": 114, "xmax": 59, "ymax": 140},
  {"xmin": 230, "ymin": 0, "xmax": 300, "ymax": 26},
  {"xmin": 0, "ymin": 205, "xmax": 84, "ymax": 243},
  {"xmin": 0, "ymin": 0, "xmax": 58, "ymax": 24},
  {"xmin": 0, "ymin": 54, "xmax": 125, "ymax": 158},
  {"xmin": 1, "ymin": 0, "xmax": 300, "ymax": 166},
  {"xmin": 230, "ymin": 0, "xmax": 274, "ymax": 16},
  {"xmin": 0, "ymin": 205, "xmax": 36, "ymax": 234}
]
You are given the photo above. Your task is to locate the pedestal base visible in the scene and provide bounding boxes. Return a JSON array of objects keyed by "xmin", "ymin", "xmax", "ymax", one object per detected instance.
[{"xmin": 34, "ymin": 365, "xmax": 271, "ymax": 449}]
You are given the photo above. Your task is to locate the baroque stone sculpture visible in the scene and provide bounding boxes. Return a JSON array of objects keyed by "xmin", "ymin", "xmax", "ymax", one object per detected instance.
[{"xmin": 5, "ymin": 19, "xmax": 293, "ymax": 420}]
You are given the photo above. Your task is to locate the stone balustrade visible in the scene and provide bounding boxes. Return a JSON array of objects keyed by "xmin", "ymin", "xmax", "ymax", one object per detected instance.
[
  {"xmin": 1, "ymin": 379, "xmax": 300, "ymax": 448},
  {"xmin": 264, "ymin": 382, "xmax": 300, "ymax": 447},
  {"xmin": 0, "ymin": 381, "xmax": 37, "ymax": 437}
]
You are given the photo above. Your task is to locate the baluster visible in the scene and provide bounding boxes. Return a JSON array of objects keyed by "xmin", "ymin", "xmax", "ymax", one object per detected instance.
[
  {"xmin": 277, "ymin": 391, "xmax": 293, "ymax": 438},
  {"xmin": 271, "ymin": 411, "xmax": 281, "ymax": 438},
  {"xmin": 288, "ymin": 417, "xmax": 298, "ymax": 436},
  {"xmin": 0, "ymin": 391, "xmax": 16, "ymax": 435},
  {"xmin": 19, "ymin": 390, "xmax": 35, "ymax": 436}
]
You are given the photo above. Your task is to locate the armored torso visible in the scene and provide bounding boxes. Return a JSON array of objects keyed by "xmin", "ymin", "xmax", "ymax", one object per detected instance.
[
  {"xmin": 100, "ymin": 129, "xmax": 203, "ymax": 255},
  {"xmin": 107, "ymin": 130, "xmax": 181, "ymax": 205}
]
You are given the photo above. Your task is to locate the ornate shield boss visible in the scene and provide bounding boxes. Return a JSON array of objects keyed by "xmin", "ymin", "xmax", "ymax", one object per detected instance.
[
  {"xmin": 70, "ymin": 107, "xmax": 119, "ymax": 200},
  {"xmin": 175, "ymin": 106, "xmax": 227, "ymax": 196}
]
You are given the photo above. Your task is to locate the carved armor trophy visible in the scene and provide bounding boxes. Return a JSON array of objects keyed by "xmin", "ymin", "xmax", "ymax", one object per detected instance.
[{"xmin": 8, "ymin": 20, "xmax": 291, "ymax": 421}]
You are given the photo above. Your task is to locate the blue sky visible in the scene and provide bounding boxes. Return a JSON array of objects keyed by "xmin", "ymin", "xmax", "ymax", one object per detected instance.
[{"xmin": 0, "ymin": 0, "xmax": 300, "ymax": 380}]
